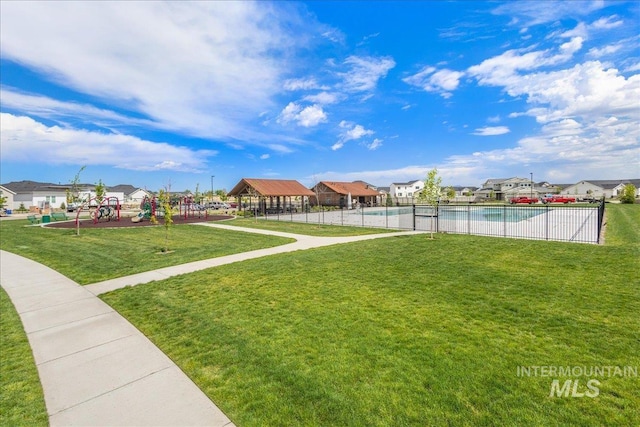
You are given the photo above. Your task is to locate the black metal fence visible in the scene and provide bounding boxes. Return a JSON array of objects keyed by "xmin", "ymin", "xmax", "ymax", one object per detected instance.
[{"xmin": 261, "ymin": 202, "xmax": 606, "ymax": 244}]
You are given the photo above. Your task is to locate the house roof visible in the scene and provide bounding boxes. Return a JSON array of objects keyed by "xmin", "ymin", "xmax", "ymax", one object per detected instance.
[
  {"xmin": 228, "ymin": 178, "xmax": 315, "ymax": 197},
  {"xmin": 317, "ymin": 181, "xmax": 381, "ymax": 196},
  {"xmin": 0, "ymin": 185, "xmax": 16, "ymax": 195},
  {"xmin": 483, "ymin": 178, "xmax": 510, "ymax": 185},
  {"xmin": 109, "ymin": 184, "xmax": 137, "ymax": 194},
  {"xmin": 352, "ymin": 180, "xmax": 380, "ymax": 190},
  {"xmin": 1, "ymin": 180, "xmax": 72, "ymax": 193},
  {"xmin": 391, "ymin": 179, "xmax": 421, "ymax": 186},
  {"xmin": 572, "ymin": 179, "xmax": 640, "ymax": 189}
]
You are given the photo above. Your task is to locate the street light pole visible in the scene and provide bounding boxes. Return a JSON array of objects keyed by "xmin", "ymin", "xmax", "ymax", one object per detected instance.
[
  {"xmin": 530, "ymin": 172, "xmax": 533, "ymax": 198},
  {"xmin": 211, "ymin": 175, "xmax": 216, "ymax": 202}
]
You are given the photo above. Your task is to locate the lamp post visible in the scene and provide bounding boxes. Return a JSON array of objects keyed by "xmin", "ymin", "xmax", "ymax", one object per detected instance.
[
  {"xmin": 530, "ymin": 172, "xmax": 533, "ymax": 198},
  {"xmin": 211, "ymin": 175, "xmax": 216, "ymax": 202}
]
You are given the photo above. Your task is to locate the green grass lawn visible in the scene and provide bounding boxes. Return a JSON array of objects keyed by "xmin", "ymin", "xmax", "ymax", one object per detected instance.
[
  {"xmin": 0, "ymin": 288, "xmax": 48, "ymax": 426},
  {"xmin": 227, "ymin": 217, "xmax": 397, "ymax": 236},
  {"xmin": 100, "ymin": 204, "xmax": 640, "ymax": 426},
  {"xmin": 1, "ymin": 205, "xmax": 637, "ymax": 426},
  {"xmin": 0, "ymin": 220, "xmax": 293, "ymax": 285}
]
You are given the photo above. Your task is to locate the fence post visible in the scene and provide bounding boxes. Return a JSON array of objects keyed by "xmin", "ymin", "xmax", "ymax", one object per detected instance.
[
  {"xmin": 436, "ymin": 202, "xmax": 439, "ymax": 233},
  {"xmin": 597, "ymin": 200, "xmax": 605, "ymax": 243},
  {"xmin": 412, "ymin": 204, "xmax": 416, "ymax": 231},
  {"xmin": 503, "ymin": 204, "xmax": 507, "ymax": 237},
  {"xmin": 545, "ymin": 204, "xmax": 549, "ymax": 240},
  {"xmin": 385, "ymin": 205, "xmax": 388, "ymax": 229}
]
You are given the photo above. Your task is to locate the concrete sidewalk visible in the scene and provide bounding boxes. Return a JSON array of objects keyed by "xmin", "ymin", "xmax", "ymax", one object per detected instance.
[
  {"xmin": 86, "ymin": 223, "xmax": 424, "ymax": 295},
  {"xmin": 2, "ymin": 225, "xmax": 423, "ymax": 426},
  {"xmin": 1, "ymin": 250, "xmax": 235, "ymax": 427}
]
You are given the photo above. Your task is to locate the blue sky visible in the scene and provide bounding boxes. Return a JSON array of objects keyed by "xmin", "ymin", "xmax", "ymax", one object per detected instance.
[{"xmin": 1, "ymin": 1, "xmax": 638, "ymax": 192}]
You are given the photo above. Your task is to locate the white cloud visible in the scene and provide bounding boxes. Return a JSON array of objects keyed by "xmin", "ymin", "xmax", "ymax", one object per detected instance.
[
  {"xmin": 303, "ymin": 92, "xmax": 340, "ymax": 105},
  {"xmin": 0, "ymin": 87, "xmax": 157, "ymax": 130},
  {"xmin": 260, "ymin": 154, "xmax": 270, "ymax": 160},
  {"xmin": 340, "ymin": 121, "xmax": 374, "ymax": 139},
  {"xmin": 492, "ymin": 1, "xmax": 606, "ymax": 27},
  {"xmin": 0, "ymin": 2, "xmax": 314, "ymax": 143},
  {"xmin": 277, "ymin": 102, "xmax": 327, "ymax": 127},
  {"xmin": 0, "ymin": 113, "xmax": 215, "ymax": 172},
  {"xmin": 590, "ymin": 16, "xmax": 624, "ymax": 30},
  {"xmin": 341, "ymin": 55, "xmax": 396, "ymax": 92},
  {"xmin": 403, "ymin": 67, "xmax": 464, "ymax": 98},
  {"xmin": 626, "ymin": 62, "xmax": 640, "ymax": 72},
  {"xmin": 297, "ymin": 105, "xmax": 328, "ymax": 127},
  {"xmin": 588, "ymin": 43, "xmax": 623, "ymax": 58},
  {"xmin": 332, "ymin": 121, "xmax": 375, "ymax": 150},
  {"xmin": 284, "ymin": 78, "xmax": 323, "ymax": 91},
  {"xmin": 367, "ymin": 138, "xmax": 383, "ymax": 150},
  {"xmin": 467, "ymin": 37, "xmax": 584, "ymax": 88},
  {"xmin": 472, "ymin": 126, "xmax": 511, "ymax": 136}
]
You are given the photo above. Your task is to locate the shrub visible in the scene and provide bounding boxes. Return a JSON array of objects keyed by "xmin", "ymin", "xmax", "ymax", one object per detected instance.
[{"xmin": 620, "ymin": 184, "xmax": 637, "ymax": 204}]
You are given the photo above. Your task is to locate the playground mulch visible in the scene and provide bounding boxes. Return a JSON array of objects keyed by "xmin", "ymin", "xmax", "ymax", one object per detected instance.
[{"xmin": 45, "ymin": 214, "xmax": 234, "ymax": 229}]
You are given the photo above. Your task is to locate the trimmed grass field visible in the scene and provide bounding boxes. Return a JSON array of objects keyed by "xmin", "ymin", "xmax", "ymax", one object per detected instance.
[
  {"xmin": 100, "ymin": 204, "xmax": 639, "ymax": 426},
  {"xmin": 1, "ymin": 204, "xmax": 638, "ymax": 425},
  {"xmin": 0, "ymin": 288, "xmax": 48, "ymax": 426},
  {"xmin": 0, "ymin": 220, "xmax": 293, "ymax": 284},
  {"xmin": 227, "ymin": 218, "xmax": 397, "ymax": 236}
]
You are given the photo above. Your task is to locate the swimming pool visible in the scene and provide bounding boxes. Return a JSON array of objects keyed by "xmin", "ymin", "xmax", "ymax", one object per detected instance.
[{"xmin": 362, "ymin": 206, "xmax": 546, "ymax": 222}]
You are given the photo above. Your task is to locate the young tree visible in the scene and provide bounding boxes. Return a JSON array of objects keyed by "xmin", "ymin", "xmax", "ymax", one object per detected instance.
[
  {"xmin": 215, "ymin": 189, "xmax": 228, "ymax": 202},
  {"xmin": 95, "ymin": 179, "xmax": 106, "ymax": 204},
  {"xmin": 158, "ymin": 189, "xmax": 173, "ymax": 252},
  {"xmin": 68, "ymin": 165, "xmax": 86, "ymax": 204},
  {"xmin": 416, "ymin": 168, "xmax": 442, "ymax": 239},
  {"xmin": 194, "ymin": 183, "xmax": 201, "ymax": 204},
  {"xmin": 445, "ymin": 186, "xmax": 456, "ymax": 202},
  {"xmin": 620, "ymin": 184, "xmax": 637, "ymax": 204}
]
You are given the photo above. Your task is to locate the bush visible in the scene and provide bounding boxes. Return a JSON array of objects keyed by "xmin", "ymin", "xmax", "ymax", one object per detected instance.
[{"xmin": 620, "ymin": 184, "xmax": 637, "ymax": 204}]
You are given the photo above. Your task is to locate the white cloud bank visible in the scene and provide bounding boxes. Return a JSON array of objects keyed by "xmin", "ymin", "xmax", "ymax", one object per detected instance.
[
  {"xmin": 0, "ymin": 113, "xmax": 215, "ymax": 172},
  {"xmin": 0, "ymin": 2, "xmax": 310, "ymax": 142}
]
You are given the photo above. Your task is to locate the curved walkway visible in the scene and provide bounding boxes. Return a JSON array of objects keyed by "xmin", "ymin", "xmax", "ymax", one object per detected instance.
[{"xmin": 1, "ymin": 224, "xmax": 423, "ymax": 426}]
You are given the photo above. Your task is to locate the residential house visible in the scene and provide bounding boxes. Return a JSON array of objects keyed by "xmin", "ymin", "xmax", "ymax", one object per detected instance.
[
  {"xmin": 390, "ymin": 180, "xmax": 424, "ymax": 204},
  {"xmin": 2, "ymin": 181, "xmax": 71, "ymax": 211},
  {"xmin": 560, "ymin": 179, "xmax": 640, "ymax": 199},
  {"xmin": 476, "ymin": 177, "xmax": 537, "ymax": 201},
  {"xmin": 1, "ymin": 180, "xmax": 141, "ymax": 211},
  {"xmin": 0, "ymin": 185, "xmax": 16, "ymax": 212},
  {"xmin": 446, "ymin": 186, "xmax": 478, "ymax": 203},
  {"xmin": 310, "ymin": 181, "xmax": 381, "ymax": 207},
  {"xmin": 354, "ymin": 180, "xmax": 389, "ymax": 203}
]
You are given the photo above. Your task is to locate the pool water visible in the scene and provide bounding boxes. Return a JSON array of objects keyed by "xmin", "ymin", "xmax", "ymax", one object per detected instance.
[{"xmin": 362, "ymin": 206, "xmax": 546, "ymax": 222}]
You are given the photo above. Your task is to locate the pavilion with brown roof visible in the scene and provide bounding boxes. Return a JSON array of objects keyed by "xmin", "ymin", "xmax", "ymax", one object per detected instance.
[
  {"xmin": 227, "ymin": 178, "xmax": 315, "ymax": 214},
  {"xmin": 310, "ymin": 181, "xmax": 382, "ymax": 207}
]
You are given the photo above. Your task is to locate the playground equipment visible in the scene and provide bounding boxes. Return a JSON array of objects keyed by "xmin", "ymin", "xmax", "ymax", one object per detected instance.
[
  {"xmin": 132, "ymin": 195, "xmax": 157, "ymax": 223},
  {"xmin": 75, "ymin": 196, "xmax": 121, "ymax": 226},
  {"xmin": 179, "ymin": 195, "xmax": 208, "ymax": 220}
]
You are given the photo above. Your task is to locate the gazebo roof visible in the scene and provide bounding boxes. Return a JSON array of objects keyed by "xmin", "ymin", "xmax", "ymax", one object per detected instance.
[
  {"xmin": 317, "ymin": 181, "xmax": 380, "ymax": 196},
  {"xmin": 228, "ymin": 178, "xmax": 315, "ymax": 197}
]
